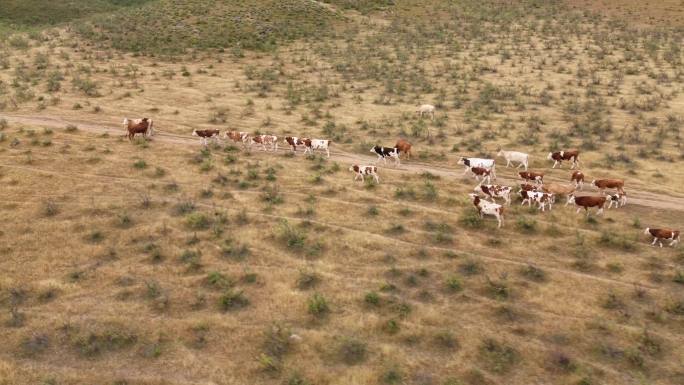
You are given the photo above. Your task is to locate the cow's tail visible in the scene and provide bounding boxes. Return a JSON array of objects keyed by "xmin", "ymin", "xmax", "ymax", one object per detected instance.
[
  {"xmin": 644, "ymin": 228, "xmax": 650, "ymax": 235},
  {"xmin": 122, "ymin": 118, "xmax": 128, "ymax": 130},
  {"xmin": 148, "ymin": 119, "xmax": 154, "ymax": 136}
]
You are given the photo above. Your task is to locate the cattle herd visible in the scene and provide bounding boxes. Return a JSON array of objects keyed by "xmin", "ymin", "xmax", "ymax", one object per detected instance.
[{"xmin": 120, "ymin": 108, "xmax": 679, "ymax": 248}]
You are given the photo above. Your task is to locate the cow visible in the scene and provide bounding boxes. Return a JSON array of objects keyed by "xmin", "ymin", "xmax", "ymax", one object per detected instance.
[
  {"xmin": 644, "ymin": 228, "xmax": 680, "ymax": 248},
  {"xmin": 518, "ymin": 183, "xmax": 541, "ymax": 193},
  {"xmin": 416, "ymin": 104, "xmax": 435, "ymax": 120},
  {"xmin": 395, "ymin": 139, "xmax": 412, "ymax": 160},
  {"xmin": 123, "ymin": 118, "xmax": 153, "ymax": 140},
  {"xmin": 284, "ymin": 136, "xmax": 306, "ymax": 153},
  {"xmin": 568, "ymin": 194, "xmax": 607, "ymax": 216},
  {"xmin": 251, "ymin": 134, "xmax": 278, "ymax": 151},
  {"xmin": 541, "ymin": 183, "xmax": 576, "ymax": 204},
  {"xmin": 520, "ymin": 191, "xmax": 554, "ymax": 211},
  {"xmin": 302, "ymin": 139, "xmax": 331, "ymax": 158},
  {"xmin": 519, "ymin": 171, "xmax": 544, "ymax": 185},
  {"xmin": 474, "ymin": 184, "xmax": 512, "ymax": 206},
  {"xmin": 571, "ymin": 170, "xmax": 585, "ymax": 190},
  {"xmin": 591, "ymin": 178, "xmax": 625, "ymax": 194},
  {"xmin": 606, "ymin": 192, "xmax": 627, "ymax": 209},
  {"xmin": 548, "ymin": 149, "xmax": 580, "ymax": 169},
  {"xmin": 468, "ymin": 193, "xmax": 504, "ymax": 228},
  {"xmin": 469, "ymin": 166, "xmax": 492, "ymax": 184},
  {"xmin": 349, "ymin": 165, "xmax": 379, "ymax": 184},
  {"xmin": 371, "ymin": 146, "xmax": 400, "ymax": 165},
  {"xmin": 225, "ymin": 131, "xmax": 250, "ymax": 148},
  {"xmin": 496, "ymin": 150, "xmax": 529, "ymax": 171},
  {"xmin": 458, "ymin": 157, "xmax": 496, "ymax": 179},
  {"xmin": 192, "ymin": 129, "xmax": 220, "ymax": 145}
]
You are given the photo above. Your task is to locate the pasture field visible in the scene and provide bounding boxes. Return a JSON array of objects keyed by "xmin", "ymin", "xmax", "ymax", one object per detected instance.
[{"xmin": 1, "ymin": 1, "xmax": 684, "ymax": 384}]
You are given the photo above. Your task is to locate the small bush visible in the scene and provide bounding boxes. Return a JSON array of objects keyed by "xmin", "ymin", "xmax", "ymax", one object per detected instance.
[
  {"xmin": 479, "ymin": 338, "xmax": 518, "ymax": 373},
  {"xmin": 459, "ymin": 210, "xmax": 483, "ymax": 229},
  {"xmin": 445, "ymin": 276, "xmax": 463, "ymax": 291},
  {"xmin": 515, "ymin": 216, "xmax": 537, "ymax": 233},
  {"xmin": 186, "ymin": 212, "xmax": 210, "ymax": 230},
  {"xmin": 364, "ymin": 291, "xmax": 380, "ymax": 306}
]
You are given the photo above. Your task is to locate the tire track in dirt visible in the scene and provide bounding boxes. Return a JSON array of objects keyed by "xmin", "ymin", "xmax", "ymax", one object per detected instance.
[{"xmin": 4, "ymin": 113, "xmax": 684, "ymax": 212}]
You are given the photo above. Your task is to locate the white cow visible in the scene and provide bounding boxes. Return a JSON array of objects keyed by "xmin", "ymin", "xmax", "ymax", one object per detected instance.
[
  {"xmin": 468, "ymin": 193, "xmax": 504, "ymax": 228},
  {"xmin": 497, "ymin": 150, "xmax": 529, "ymax": 171},
  {"xmin": 416, "ymin": 104, "xmax": 435, "ymax": 120},
  {"xmin": 349, "ymin": 165, "xmax": 379, "ymax": 184},
  {"xmin": 520, "ymin": 191, "xmax": 554, "ymax": 211},
  {"xmin": 303, "ymin": 139, "xmax": 331, "ymax": 158},
  {"xmin": 458, "ymin": 157, "xmax": 496, "ymax": 180}
]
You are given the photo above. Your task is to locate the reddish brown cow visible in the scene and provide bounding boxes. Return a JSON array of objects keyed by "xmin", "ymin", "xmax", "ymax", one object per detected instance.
[
  {"xmin": 548, "ymin": 149, "xmax": 580, "ymax": 169},
  {"xmin": 568, "ymin": 194, "xmax": 606, "ymax": 215},
  {"xmin": 124, "ymin": 118, "xmax": 152, "ymax": 141},
  {"xmin": 591, "ymin": 178, "xmax": 625, "ymax": 194},
  {"xmin": 571, "ymin": 170, "xmax": 585, "ymax": 190},
  {"xmin": 395, "ymin": 139, "xmax": 412, "ymax": 160},
  {"xmin": 225, "ymin": 131, "xmax": 249, "ymax": 147},
  {"xmin": 519, "ymin": 171, "xmax": 544, "ymax": 184},
  {"xmin": 644, "ymin": 228, "xmax": 680, "ymax": 248}
]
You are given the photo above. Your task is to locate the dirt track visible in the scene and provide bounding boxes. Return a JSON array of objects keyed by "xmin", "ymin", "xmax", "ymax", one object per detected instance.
[{"xmin": 3, "ymin": 113, "xmax": 684, "ymax": 212}]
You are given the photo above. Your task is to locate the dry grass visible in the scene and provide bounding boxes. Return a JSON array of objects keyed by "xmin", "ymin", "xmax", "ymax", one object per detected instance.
[{"xmin": 1, "ymin": 1, "xmax": 684, "ymax": 384}]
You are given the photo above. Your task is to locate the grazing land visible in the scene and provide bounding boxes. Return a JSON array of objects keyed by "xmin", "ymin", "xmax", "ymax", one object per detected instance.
[{"xmin": 1, "ymin": 1, "xmax": 683, "ymax": 385}]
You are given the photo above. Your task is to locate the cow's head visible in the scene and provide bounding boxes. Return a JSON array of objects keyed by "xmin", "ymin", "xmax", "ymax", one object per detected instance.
[
  {"xmin": 348, "ymin": 165, "xmax": 359, "ymax": 172},
  {"xmin": 547, "ymin": 152, "xmax": 554, "ymax": 160},
  {"xmin": 370, "ymin": 146, "xmax": 380, "ymax": 154},
  {"xmin": 496, "ymin": 150, "xmax": 504, "ymax": 157},
  {"xmin": 567, "ymin": 194, "xmax": 576, "ymax": 205},
  {"xmin": 590, "ymin": 179, "xmax": 596, "ymax": 186},
  {"xmin": 192, "ymin": 130, "xmax": 198, "ymax": 137}
]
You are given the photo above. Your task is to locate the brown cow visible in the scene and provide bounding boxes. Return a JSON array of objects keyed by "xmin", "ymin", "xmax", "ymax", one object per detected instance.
[
  {"xmin": 591, "ymin": 178, "xmax": 625, "ymax": 194},
  {"xmin": 571, "ymin": 170, "xmax": 585, "ymax": 190},
  {"xmin": 123, "ymin": 118, "xmax": 153, "ymax": 140},
  {"xmin": 395, "ymin": 139, "xmax": 412, "ymax": 160},
  {"xmin": 519, "ymin": 183, "xmax": 541, "ymax": 192},
  {"xmin": 568, "ymin": 194, "xmax": 606, "ymax": 215},
  {"xmin": 192, "ymin": 129, "xmax": 220, "ymax": 145},
  {"xmin": 519, "ymin": 171, "xmax": 544, "ymax": 184},
  {"xmin": 548, "ymin": 149, "xmax": 580, "ymax": 169},
  {"xmin": 644, "ymin": 228, "xmax": 680, "ymax": 248},
  {"xmin": 541, "ymin": 183, "xmax": 576, "ymax": 204}
]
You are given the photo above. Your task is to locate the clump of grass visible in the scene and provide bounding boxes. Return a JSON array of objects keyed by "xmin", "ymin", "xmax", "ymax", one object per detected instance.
[
  {"xmin": 364, "ymin": 291, "xmax": 380, "ymax": 306},
  {"xmin": 515, "ymin": 216, "xmax": 537, "ymax": 233},
  {"xmin": 445, "ymin": 276, "xmax": 463, "ymax": 292},
  {"xmin": 520, "ymin": 264, "xmax": 546, "ymax": 282},
  {"xmin": 433, "ymin": 330, "xmax": 458, "ymax": 350},
  {"xmin": 205, "ymin": 271, "xmax": 233, "ymax": 290},
  {"xmin": 72, "ymin": 328, "xmax": 137, "ymax": 357},
  {"xmin": 186, "ymin": 212, "xmax": 210, "ymax": 230},
  {"xmin": 276, "ymin": 220, "xmax": 306, "ymax": 250},
  {"xmin": 218, "ymin": 290, "xmax": 249, "ymax": 311},
  {"xmin": 478, "ymin": 338, "xmax": 518, "ymax": 374},
  {"xmin": 459, "ymin": 209, "xmax": 483, "ymax": 229},
  {"xmin": 337, "ymin": 337, "xmax": 367, "ymax": 365},
  {"xmin": 459, "ymin": 259, "xmax": 483, "ymax": 276},
  {"xmin": 307, "ymin": 293, "xmax": 329, "ymax": 318},
  {"xmin": 296, "ymin": 269, "xmax": 319, "ymax": 290},
  {"xmin": 42, "ymin": 199, "xmax": 58, "ymax": 217}
]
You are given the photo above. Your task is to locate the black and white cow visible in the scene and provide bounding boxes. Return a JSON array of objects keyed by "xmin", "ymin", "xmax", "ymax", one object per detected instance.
[{"xmin": 370, "ymin": 146, "xmax": 400, "ymax": 165}]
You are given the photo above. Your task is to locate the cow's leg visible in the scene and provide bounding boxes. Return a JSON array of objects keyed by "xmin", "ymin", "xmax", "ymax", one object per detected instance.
[
  {"xmin": 659, "ymin": 240, "xmax": 663, "ymax": 248},
  {"xmin": 326, "ymin": 148, "xmax": 330, "ymax": 158},
  {"xmin": 576, "ymin": 207, "xmax": 581, "ymax": 214},
  {"xmin": 374, "ymin": 174, "xmax": 379, "ymax": 184},
  {"xmin": 506, "ymin": 160, "xmax": 511, "ymax": 168},
  {"xmin": 596, "ymin": 207, "xmax": 604, "ymax": 215},
  {"xmin": 651, "ymin": 237, "xmax": 657, "ymax": 246}
]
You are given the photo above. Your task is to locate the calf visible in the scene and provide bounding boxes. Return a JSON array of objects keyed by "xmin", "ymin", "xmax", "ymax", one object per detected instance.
[
  {"xmin": 519, "ymin": 183, "xmax": 541, "ymax": 193},
  {"xmin": 371, "ymin": 146, "xmax": 400, "ymax": 165},
  {"xmin": 349, "ymin": 165, "xmax": 379, "ymax": 184},
  {"xmin": 548, "ymin": 149, "xmax": 580, "ymax": 169},
  {"xmin": 606, "ymin": 192, "xmax": 627, "ymax": 209},
  {"xmin": 568, "ymin": 194, "xmax": 606, "ymax": 216},
  {"xmin": 519, "ymin": 171, "xmax": 544, "ymax": 185},
  {"xmin": 474, "ymin": 184, "xmax": 512, "ymax": 206},
  {"xmin": 520, "ymin": 191, "xmax": 554, "ymax": 211},
  {"xmin": 644, "ymin": 228, "xmax": 680, "ymax": 248},
  {"xmin": 469, "ymin": 167, "xmax": 492, "ymax": 184},
  {"xmin": 458, "ymin": 157, "xmax": 496, "ymax": 179},
  {"xmin": 395, "ymin": 139, "xmax": 412, "ymax": 160},
  {"xmin": 571, "ymin": 170, "xmax": 585, "ymax": 190},
  {"xmin": 251, "ymin": 134, "xmax": 278, "ymax": 151},
  {"xmin": 416, "ymin": 104, "xmax": 435, "ymax": 120},
  {"xmin": 303, "ymin": 139, "xmax": 331, "ymax": 158},
  {"xmin": 284, "ymin": 136, "xmax": 306, "ymax": 153},
  {"xmin": 496, "ymin": 150, "xmax": 529, "ymax": 171},
  {"xmin": 591, "ymin": 178, "xmax": 625, "ymax": 194},
  {"xmin": 192, "ymin": 129, "xmax": 220, "ymax": 145},
  {"xmin": 468, "ymin": 193, "xmax": 504, "ymax": 228}
]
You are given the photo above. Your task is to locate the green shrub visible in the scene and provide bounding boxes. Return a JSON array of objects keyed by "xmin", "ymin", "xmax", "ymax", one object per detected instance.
[
  {"xmin": 218, "ymin": 290, "xmax": 249, "ymax": 311},
  {"xmin": 186, "ymin": 212, "xmax": 210, "ymax": 230},
  {"xmin": 307, "ymin": 293, "xmax": 329, "ymax": 317}
]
